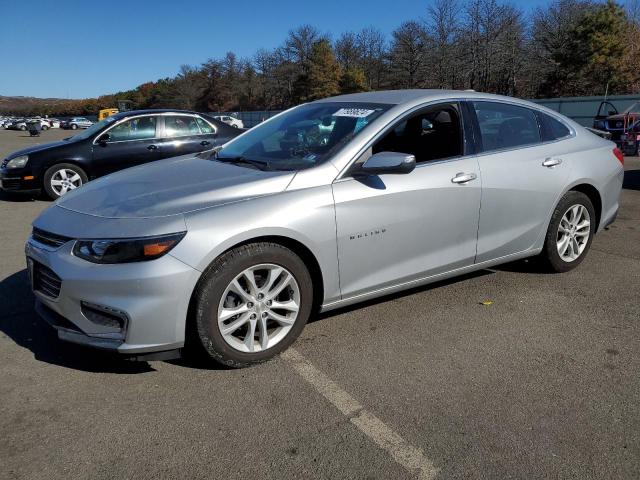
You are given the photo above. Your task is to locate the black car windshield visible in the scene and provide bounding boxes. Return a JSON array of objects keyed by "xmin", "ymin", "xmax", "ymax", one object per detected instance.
[
  {"xmin": 70, "ymin": 116, "xmax": 117, "ymax": 141},
  {"xmin": 217, "ymin": 102, "xmax": 391, "ymax": 170}
]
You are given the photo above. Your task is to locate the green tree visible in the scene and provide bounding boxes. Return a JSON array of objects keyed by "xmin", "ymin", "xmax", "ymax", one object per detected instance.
[
  {"xmin": 340, "ymin": 67, "xmax": 368, "ymax": 94},
  {"xmin": 306, "ymin": 40, "xmax": 342, "ymax": 100},
  {"xmin": 548, "ymin": 0, "xmax": 629, "ymax": 95}
]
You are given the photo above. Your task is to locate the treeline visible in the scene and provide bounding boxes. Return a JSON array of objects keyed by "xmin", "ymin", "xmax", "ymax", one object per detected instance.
[{"xmin": 4, "ymin": 0, "xmax": 639, "ymax": 117}]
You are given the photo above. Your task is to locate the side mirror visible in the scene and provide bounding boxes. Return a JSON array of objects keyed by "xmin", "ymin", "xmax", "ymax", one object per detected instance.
[
  {"xmin": 97, "ymin": 133, "xmax": 110, "ymax": 144},
  {"xmin": 360, "ymin": 151, "xmax": 416, "ymax": 175}
]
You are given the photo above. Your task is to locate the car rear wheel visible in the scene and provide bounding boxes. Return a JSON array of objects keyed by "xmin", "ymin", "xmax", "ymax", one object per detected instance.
[
  {"xmin": 43, "ymin": 163, "xmax": 88, "ymax": 199},
  {"xmin": 20, "ymin": 125, "xmax": 26, "ymax": 131},
  {"xmin": 71, "ymin": 124, "xmax": 78, "ymax": 130},
  {"xmin": 539, "ymin": 191, "xmax": 595, "ymax": 272},
  {"xmin": 41, "ymin": 125, "xmax": 48, "ymax": 131},
  {"xmin": 190, "ymin": 242, "xmax": 313, "ymax": 367}
]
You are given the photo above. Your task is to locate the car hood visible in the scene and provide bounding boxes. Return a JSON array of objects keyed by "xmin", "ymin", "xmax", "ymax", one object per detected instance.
[
  {"xmin": 55, "ymin": 155, "xmax": 296, "ymax": 218},
  {"xmin": 6, "ymin": 139, "xmax": 77, "ymax": 159}
]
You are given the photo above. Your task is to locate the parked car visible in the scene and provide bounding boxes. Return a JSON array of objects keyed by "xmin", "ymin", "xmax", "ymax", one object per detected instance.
[
  {"xmin": 47, "ymin": 118, "xmax": 61, "ymax": 128},
  {"xmin": 619, "ymin": 119, "xmax": 640, "ymax": 156},
  {"xmin": 60, "ymin": 117, "xmax": 93, "ymax": 130},
  {"xmin": 1, "ymin": 109, "xmax": 240, "ymax": 199},
  {"xmin": 213, "ymin": 115, "xmax": 244, "ymax": 129},
  {"xmin": 32, "ymin": 118, "xmax": 52, "ymax": 130},
  {"xmin": 6, "ymin": 119, "xmax": 27, "ymax": 131},
  {"xmin": 593, "ymin": 101, "xmax": 640, "ymax": 154},
  {"xmin": 25, "ymin": 90, "xmax": 623, "ymax": 367}
]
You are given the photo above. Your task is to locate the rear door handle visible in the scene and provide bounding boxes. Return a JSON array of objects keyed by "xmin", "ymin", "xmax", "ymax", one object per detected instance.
[
  {"xmin": 542, "ymin": 157, "xmax": 562, "ymax": 167},
  {"xmin": 200, "ymin": 140, "xmax": 211, "ymax": 146},
  {"xmin": 147, "ymin": 144, "xmax": 158, "ymax": 151},
  {"xmin": 451, "ymin": 172, "xmax": 477, "ymax": 184}
]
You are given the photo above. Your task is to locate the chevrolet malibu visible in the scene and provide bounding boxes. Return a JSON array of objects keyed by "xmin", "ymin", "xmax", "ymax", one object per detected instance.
[{"xmin": 26, "ymin": 90, "xmax": 624, "ymax": 367}]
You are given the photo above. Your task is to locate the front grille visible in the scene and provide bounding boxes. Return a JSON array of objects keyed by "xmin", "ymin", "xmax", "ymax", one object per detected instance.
[
  {"xmin": 1, "ymin": 178, "xmax": 21, "ymax": 189},
  {"xmin": 32, "ymin": 228, "xmax": 73, "ymax": 248},
  {"xmin": 33, "ymin": 262, "xmax": 62, "ymax": 299}
]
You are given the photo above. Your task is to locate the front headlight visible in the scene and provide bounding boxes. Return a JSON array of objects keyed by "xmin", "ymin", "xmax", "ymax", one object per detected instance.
[
  {"xmin": 72, "ymin": 232, "xmax": 186, "ymax": 264},
  {"xmin": 6, "ymin": 155, "xmax": 28, "ymax": 169}
]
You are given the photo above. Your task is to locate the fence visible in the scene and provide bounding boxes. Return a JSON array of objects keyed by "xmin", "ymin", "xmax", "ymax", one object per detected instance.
[{"xmin": 530, "ymin": 94, "xmax": 640, "ymax": 127}]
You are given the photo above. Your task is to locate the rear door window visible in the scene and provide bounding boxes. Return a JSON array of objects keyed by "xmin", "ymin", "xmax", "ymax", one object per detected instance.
[
  {"xmin": 164, "ymin": 116, "xmax": 201, "ymax": 138},
  {"xmin": 473, "ymin": 102, "xmax": 541, "ymax": 152},
  {"xmin": 195, "ymin": 117, "xmax": 215, "ymax": 134}
]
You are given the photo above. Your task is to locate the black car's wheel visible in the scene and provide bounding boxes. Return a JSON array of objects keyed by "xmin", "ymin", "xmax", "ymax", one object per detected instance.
[
  {"xmin": 43, "ymin": 163, "xmax": 88, "ymax": 199},
  {"xmin": 539, "ymin": 191, "xmax": 596, "ymax": 273},
  {"xmin": 190, "ymin": 242, "xmax": 313, "ymax": 368},
  {"xmin": 70, "ymin": 124, "xmax": 78, "ymax": 130}
]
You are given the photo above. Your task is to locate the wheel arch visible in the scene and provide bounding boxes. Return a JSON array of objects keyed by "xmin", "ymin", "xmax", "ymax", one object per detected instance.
[
  {"xmin": 187, "ymin": 234, "xmax": 326, "ymax": 320},
  {"xmin": 568, "ymin": 183, "xmax": 602, "ymax": 231},
  {"xmin": 41, "ymin": 158, "xmax": 91, "ymax": 180}
]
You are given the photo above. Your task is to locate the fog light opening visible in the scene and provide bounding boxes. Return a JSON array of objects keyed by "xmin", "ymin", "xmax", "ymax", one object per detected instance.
[{"xmin": 81, "ymin": 302, "xmax": 128, "ymax": 331}]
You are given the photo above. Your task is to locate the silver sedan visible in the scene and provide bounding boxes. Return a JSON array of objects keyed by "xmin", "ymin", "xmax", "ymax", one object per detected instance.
[{"xmin": 27, "ymin": 90, "xmax": 624, "ymax": 367}]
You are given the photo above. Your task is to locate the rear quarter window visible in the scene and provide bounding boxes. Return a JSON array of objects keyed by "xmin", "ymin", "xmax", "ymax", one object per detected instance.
[{"xmin": 539, "ymin": 112, "xmax": 572, "ymax": 141}]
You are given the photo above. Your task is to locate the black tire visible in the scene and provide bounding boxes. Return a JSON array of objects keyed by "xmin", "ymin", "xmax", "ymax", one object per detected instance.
[
  {"xmin": 539, "ymin": 191, "xmax": 596, "ymax": 273},
  {"xmin": 43, "ymin": 163, "xmax": 88, "ymax": 200},
  {"xmin": 190, "ymin": 242, "xmax": 313, "ymax": 368},
  {"xmin": 41, "ymin": 125, "xmax": 48, "ymax": 131},
  {"xmin": 71, "ymin": 124, "xmax": 78, "ymax": 130},
  {"xmin": 20, "ymin": 125, "xmax": 27, "ymax": 131}
]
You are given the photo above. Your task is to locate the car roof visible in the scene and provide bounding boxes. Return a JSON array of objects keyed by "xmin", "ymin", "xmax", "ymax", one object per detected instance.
[
  {"xmin": 315, "ymin": 89, "xmax": 537, "ymax": 107},
  {"xmin": 111, "ymin": 109, "xmax": 204, "ymax": 119}
]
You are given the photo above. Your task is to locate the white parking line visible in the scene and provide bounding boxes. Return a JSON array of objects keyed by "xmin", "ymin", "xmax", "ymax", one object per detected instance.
[{"xmin": 282, "ymin": 348, "xmax": 439, "ymax": 480}]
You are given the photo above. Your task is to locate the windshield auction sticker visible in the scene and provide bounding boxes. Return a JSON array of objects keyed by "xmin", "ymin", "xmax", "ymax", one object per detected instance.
[{"xmin": 332, "ymin": 108, "xmax": 376, "ymax": 118}]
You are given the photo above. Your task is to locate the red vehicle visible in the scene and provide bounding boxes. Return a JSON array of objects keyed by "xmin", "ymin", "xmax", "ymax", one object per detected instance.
[{"xmin": 593, "ymin": 101, "xmax": 640, "ymax": 156}]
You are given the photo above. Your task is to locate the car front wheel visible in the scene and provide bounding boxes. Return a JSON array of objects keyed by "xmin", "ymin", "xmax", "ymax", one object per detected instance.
[
  {"xmin": 191, "ymin": 242, "xmax": 313, "ymax": 368},
  {"xmin": 540, "ymin": 191, "xmax": 595, "ymax": 272},
  {"xmin": 43, "ymin": 163, "xmax": 88, "ymax": 199},
  {"xmin": 71, "ymin": 124, "xmax": 78, "ymax": 130}
]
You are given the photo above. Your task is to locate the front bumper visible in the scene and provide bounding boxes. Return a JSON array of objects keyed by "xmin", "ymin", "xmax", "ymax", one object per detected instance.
[
  {"xmin": 26, "ymin": 237, "xmax": 201, "ymax": 355},
  {"xmin": 0, "ymin": 167, "xmax": 39, "ymax": 192}
]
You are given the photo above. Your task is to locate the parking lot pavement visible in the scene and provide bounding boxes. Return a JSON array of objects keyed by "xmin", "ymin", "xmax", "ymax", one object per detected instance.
[{"xmin": 0, "ymin": 128, "xmax": 639, "ymax": 479}]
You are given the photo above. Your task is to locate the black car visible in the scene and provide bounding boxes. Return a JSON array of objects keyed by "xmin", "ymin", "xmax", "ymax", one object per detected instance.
[{"xmin": 0, "ymin": 109, "xmax": 241, "ymax": 199}]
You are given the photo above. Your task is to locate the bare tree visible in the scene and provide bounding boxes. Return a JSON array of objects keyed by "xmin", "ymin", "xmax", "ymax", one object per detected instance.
[
  {"xmin": 357, "ymin": 27, "xmax": 387, "ymax": 89},
  {"xmin": 389, "ymin": 21, "xmax": 429, "ymax": 88},
  {"xmin": 173, "ymin": 65, "xmax": 205, "ymax": 110},
  {"xmin": 425, "ymin": 0, "xmax": 462, "ymax": 89}
]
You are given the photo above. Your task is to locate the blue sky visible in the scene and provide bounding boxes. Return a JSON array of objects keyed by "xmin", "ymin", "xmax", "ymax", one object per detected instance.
[{"xmin": 1, "ymin": 0, "xmax": 551, "ymax": 99}]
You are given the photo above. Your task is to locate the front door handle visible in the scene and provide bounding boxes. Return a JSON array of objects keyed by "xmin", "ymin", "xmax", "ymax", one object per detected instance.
[
  {"xmin": 147, "ymin": 144, "xmax": 158, "ymax": 151},
  {"xmin": 451, "ymin": 172, "xmax": 477, "ymax": 184},
  {"xmin": 542, "ymin": 157, "xmax": 562, "ymax": 167},
  {"xmin": 200, "ymin": 140, "xmax": 211, "ymax": 146}
]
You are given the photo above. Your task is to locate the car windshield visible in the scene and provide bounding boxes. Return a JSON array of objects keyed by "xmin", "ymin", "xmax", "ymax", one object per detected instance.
[
  {"xmin": 217, "ymin": 102, "xmax": 391, "ymax": 171},
  {"xmin": 622, "ymin": 102, "xmax": 640, "ymax": 114},
  {"xmin": 69, "ymin": 116, "xmax": 117, "ymax": 141}
]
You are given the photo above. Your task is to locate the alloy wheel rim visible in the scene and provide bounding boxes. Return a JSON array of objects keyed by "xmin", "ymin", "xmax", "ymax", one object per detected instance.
[
  {"xmin": 217, "ymin": 263, "xmax": 300, "ymax": 353},
  {"xmin": 556, "ymin": 204, "xmax": 590, "ymax": 262},
  {"xmin": 51, "ymin": 169, "xmax": 82, "ymax": 196}
]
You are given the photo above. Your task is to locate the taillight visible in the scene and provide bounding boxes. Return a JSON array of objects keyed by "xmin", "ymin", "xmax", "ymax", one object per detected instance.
[{"xmin": 613, "ymin": 147, "xmax": 624, "ymax": 166}]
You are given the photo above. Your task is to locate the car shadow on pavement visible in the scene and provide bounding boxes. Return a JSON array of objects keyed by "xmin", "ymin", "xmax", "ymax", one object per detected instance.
[
  {"xmin": 0, "ymin": 190, "xmax": 41, "ymax": 203},
  {"xmin": 0, "ymin": 269, "xmax": 155, "ymax": 374},
  {"xmin": 311, "ymin": 269, "xmax": 495, "ymax": 323},
  {"xmin": 623, "ymin": 169, "xmax": 639, "ymax": 190}
]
